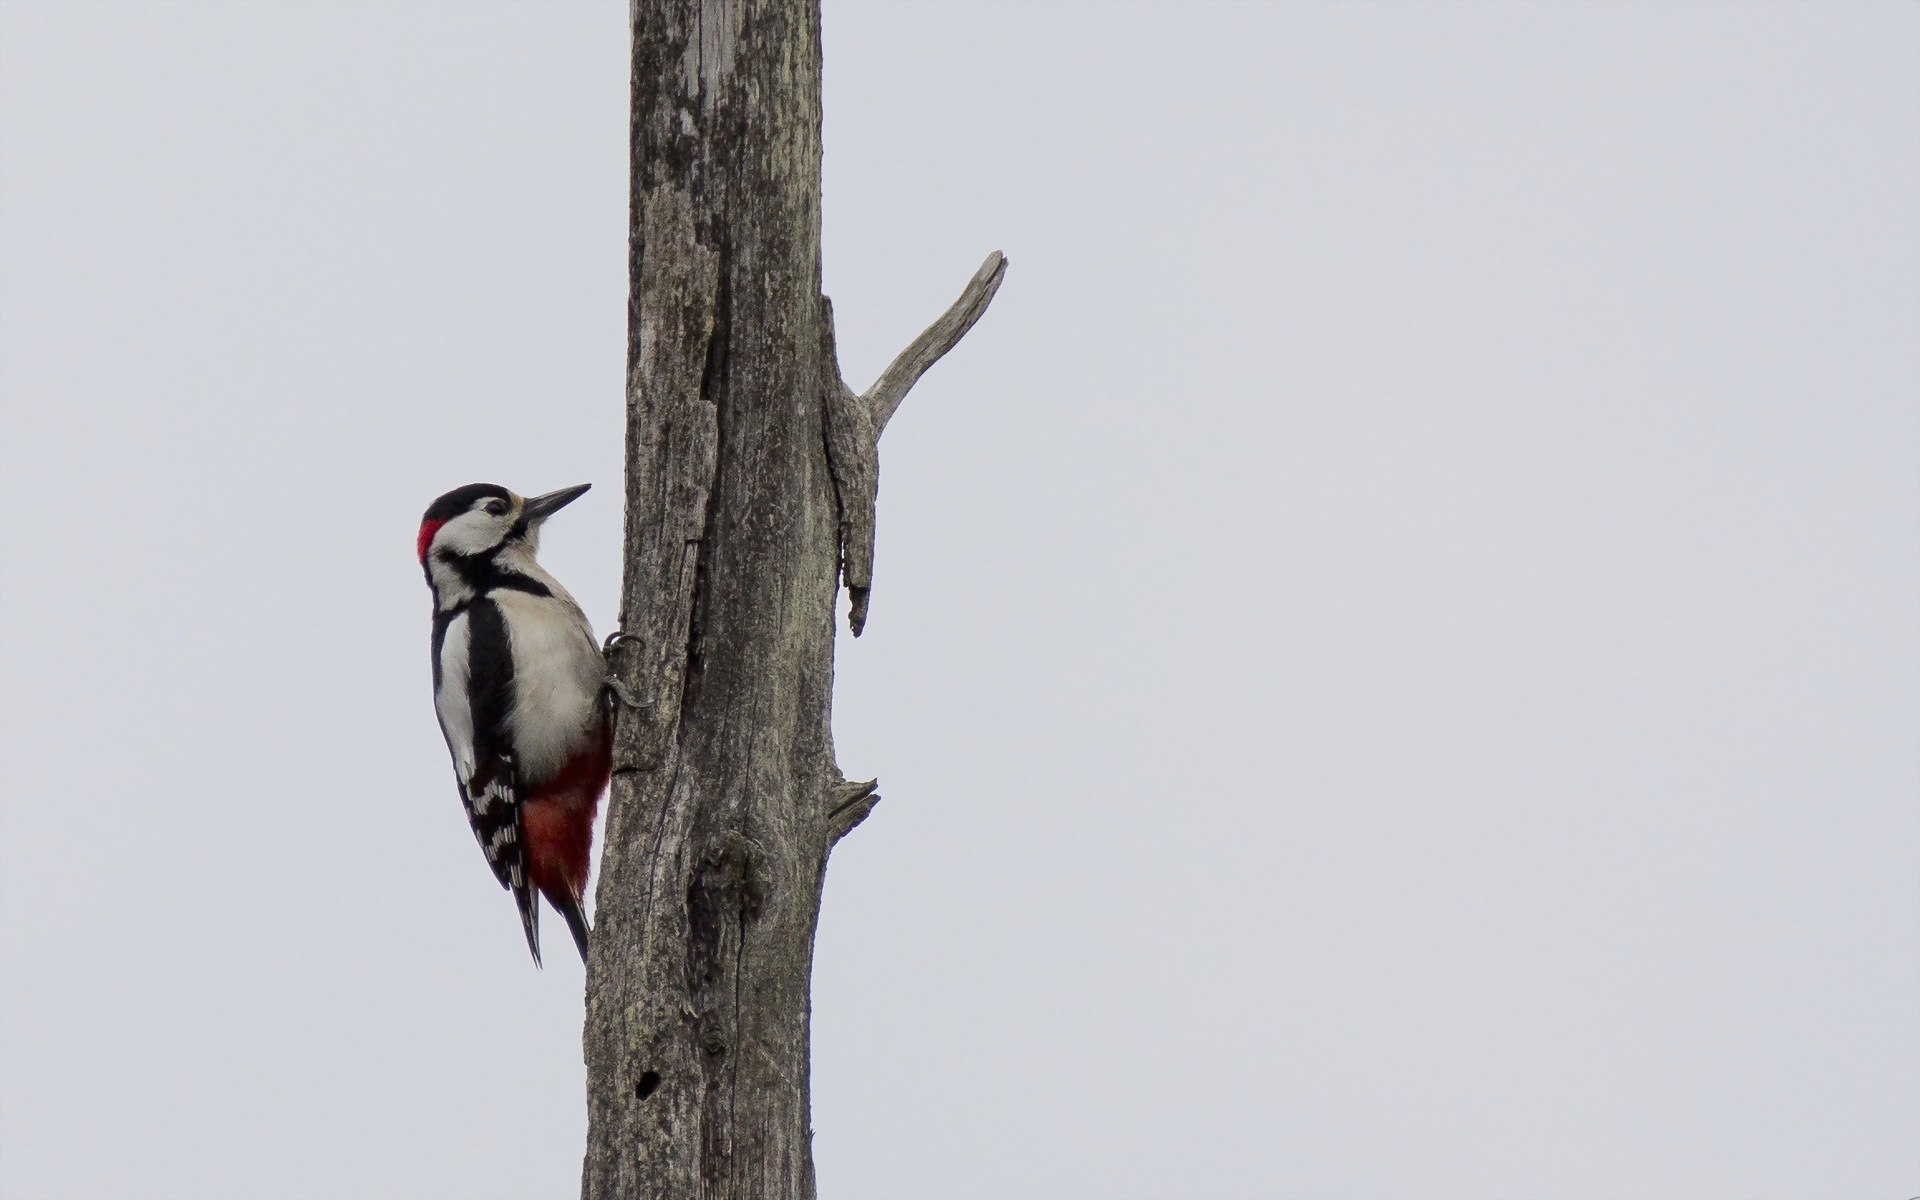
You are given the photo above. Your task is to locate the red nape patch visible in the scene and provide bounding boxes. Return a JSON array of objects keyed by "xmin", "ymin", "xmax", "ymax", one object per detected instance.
[{"xmin": 416, "ymin": 519, "xmax": 446, "ymax": 564}]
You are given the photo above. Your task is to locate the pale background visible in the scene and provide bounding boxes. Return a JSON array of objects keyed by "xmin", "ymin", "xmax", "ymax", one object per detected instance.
[{"xmin": 2, "ymin": 3, "xmax": 1915, "ymax": 1198}]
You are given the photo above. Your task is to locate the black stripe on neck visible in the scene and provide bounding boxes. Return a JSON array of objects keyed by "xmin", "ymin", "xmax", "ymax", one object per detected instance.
[{"xmin": 437, "ymin": 549, "xmax": 553, "ymax": 600}]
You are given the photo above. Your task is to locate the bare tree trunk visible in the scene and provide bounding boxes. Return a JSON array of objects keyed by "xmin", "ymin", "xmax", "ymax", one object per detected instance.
[{"xmin": 580, "ymin": 3, "xmax": 1004, "ymax": 1196}]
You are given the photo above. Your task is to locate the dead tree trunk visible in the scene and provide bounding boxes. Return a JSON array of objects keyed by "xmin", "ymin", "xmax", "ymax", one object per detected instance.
[{"xmin": 580, "ymin": 2, "xmax": 1004, "ymax": 1196}]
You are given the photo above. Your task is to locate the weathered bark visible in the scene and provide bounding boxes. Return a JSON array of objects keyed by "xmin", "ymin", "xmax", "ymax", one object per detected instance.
[{"xmin": 581, "ymin": 3, "xmax": 1004, "ymax": 1197}]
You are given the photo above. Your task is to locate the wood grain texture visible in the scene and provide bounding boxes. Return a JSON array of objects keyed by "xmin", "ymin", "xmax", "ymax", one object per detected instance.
[{"xmin": 583, "ymin": 3, "xmax": 1002, "ymax": 1195}]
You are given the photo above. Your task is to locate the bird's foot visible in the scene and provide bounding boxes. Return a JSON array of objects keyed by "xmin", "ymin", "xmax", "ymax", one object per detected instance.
[
  {"xmin": 602, "ymin": 631, "xmax": 648, "ymax": 710},
  {"xmin": 605, "ymin": 677, "xmax": 648, "ymax": 710}
]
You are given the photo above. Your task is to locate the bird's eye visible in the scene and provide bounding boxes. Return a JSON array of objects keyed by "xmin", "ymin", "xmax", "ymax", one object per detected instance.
[{"xmin": 484, "ymin": 499, "xmax": 509, "ymax": 516}]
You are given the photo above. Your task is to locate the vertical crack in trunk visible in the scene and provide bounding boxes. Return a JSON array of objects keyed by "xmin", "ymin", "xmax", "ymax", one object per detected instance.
[
  {"xmin": 724, "ymin": 866, "xmax": 750, "ymax": 1188},
  {"xmin": 683, "ymin": 254, "xmax": 730, "ymax": 716}
]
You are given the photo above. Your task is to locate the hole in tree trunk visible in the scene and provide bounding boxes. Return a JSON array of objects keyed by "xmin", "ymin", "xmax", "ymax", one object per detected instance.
[{"xmin": 635, "ymin": 1071, "xmax": 661, "ymax": 1100}]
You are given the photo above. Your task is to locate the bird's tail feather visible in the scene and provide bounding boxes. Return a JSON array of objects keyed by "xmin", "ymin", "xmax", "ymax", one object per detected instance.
[
  {"xmin": 553, "ymin": 891, "xmax": 591, "ymax": 965},
  {"xmin": 515, "ymin": 879, "xmax": 542, "ymax": 968}
]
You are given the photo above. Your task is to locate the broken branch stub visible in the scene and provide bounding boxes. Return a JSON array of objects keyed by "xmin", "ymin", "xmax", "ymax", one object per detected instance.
[
  {"xmin": 825, "ymin": 777, "xmax": 881, "ymax": 845},
  {"xmin": 821, "ymin": 251, "xmax": 1008, "ymax": 634}
]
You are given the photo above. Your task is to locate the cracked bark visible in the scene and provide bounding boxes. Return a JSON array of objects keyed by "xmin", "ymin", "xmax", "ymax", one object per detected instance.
[{"xmin": 581, "ymin": 2, "xmax": 1004, "ymax": 1197}]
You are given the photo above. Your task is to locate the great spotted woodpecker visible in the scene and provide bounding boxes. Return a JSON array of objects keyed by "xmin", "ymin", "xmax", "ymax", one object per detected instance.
[{"xmin": 419, "ymin": 482, "xmax": 611, "ymax": 966}]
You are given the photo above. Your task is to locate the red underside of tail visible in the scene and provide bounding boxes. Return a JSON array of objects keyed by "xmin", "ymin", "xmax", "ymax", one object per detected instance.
[{"xmin": 523, "ymin": 743, "xmax": 611, "ymax": 907}]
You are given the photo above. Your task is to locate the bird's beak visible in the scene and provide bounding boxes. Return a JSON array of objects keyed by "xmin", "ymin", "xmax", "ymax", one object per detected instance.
[{"xmin": 522, "ymin": 484, "xmax": 591, "ymax": 523}]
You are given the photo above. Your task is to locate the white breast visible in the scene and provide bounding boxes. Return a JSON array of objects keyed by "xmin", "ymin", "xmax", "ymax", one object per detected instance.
[{"xmin": 492, "ymin": 587, "xmax": 603, "ymax": 784}]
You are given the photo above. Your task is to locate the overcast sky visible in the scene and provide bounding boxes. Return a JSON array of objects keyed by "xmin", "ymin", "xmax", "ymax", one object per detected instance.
[{"xmin": 2, "ymin": 2, "xmax": 1916, "ymax": 1198}]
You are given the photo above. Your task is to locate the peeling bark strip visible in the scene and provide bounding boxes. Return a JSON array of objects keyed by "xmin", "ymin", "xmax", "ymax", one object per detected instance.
[{"xmin": 583, "ymin": 2, "xmax": 1004, "ymax": 1197}]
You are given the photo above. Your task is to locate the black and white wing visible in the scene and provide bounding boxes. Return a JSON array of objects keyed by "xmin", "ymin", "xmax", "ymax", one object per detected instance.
[
  {"xmin": 435, "ymin": 596, "xmax": 543, "ymax": 965},
  {"xmin": 459, "ymin": 750, "xmax": 541, "ymax": 966}
]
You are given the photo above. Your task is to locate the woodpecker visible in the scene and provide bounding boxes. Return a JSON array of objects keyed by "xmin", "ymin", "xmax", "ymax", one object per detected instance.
[{"xmin": 419, "ymin": 482, "xmax": 610, "ymax": 966}]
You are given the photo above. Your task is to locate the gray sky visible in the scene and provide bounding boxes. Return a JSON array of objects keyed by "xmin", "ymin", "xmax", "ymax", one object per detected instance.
[{"xmin": 2, "ymin": 2, "xmax": 1916, "ymax": 1198}]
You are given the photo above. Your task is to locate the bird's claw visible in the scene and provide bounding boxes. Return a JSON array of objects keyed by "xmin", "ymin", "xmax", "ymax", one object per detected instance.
[{"xmin": 603, "ymin": 630, "xmax": 640, "ymax": 654}]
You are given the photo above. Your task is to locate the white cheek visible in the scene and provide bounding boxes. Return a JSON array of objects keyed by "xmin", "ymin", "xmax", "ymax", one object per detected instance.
[{"xmin": 435, "ymin": 512, "xmax": 507, "ymax": 557}]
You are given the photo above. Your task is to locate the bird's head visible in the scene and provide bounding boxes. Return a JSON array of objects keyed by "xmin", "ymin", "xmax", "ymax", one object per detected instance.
[{"xmin": 417, "ymin": 482, "xmax": 590, "ymax": 569}]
